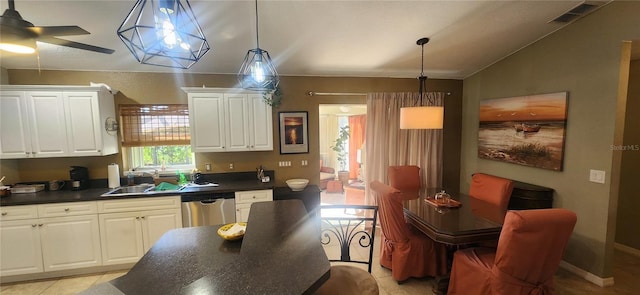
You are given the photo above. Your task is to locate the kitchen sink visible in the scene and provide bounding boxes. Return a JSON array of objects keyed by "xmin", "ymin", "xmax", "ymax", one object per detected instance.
[
  {"xmin": 100, "ymin": 182, "xmax": 217, "ymax": 197},
  {"xmin": 101, "ymin": 183, "xmax": 158, "ymax": 197}
]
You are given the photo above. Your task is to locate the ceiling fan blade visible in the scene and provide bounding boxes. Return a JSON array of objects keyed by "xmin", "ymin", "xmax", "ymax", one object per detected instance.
[
  {"xmin": 26, "ymin": 26, "xmax": 89, "ymax": 37},
  {"xmin": 38, "ymin": 36, "xmax": 114, "ymax": 54}
]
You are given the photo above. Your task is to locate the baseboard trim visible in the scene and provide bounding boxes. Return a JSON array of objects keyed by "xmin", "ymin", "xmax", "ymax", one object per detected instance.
[
  {"xmin": 614, "ymin": 242, "xmax": 640, "ymax": 257},
  {"xmin": 0, "ymin": 263, "xmax": 133, "ymax": 284},
  {"xmin": 559, "ymin": 260, "xmax": 615, "ymax": 287}
]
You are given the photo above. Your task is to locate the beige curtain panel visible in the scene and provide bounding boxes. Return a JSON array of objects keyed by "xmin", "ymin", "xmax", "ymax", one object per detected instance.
[{"xmin": 364, "ymin": 92, "xmax": 445, "ymax": 205}]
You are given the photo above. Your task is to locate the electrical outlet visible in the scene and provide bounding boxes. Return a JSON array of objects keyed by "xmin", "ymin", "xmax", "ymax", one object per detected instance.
[
  {"xmin": 205, "ymin": 163, "xmax": 211, "ymax": 171},
  {"xmin": 229, "ymin": 163, "xmax": 234, "ymax": 170},
  {"xmin": 279, "ymin": 161, "xmax": 292, "ymax": 167},
  {"xmin": 589, "ymin": 169, "xmax": 605, "ymax": 184}
]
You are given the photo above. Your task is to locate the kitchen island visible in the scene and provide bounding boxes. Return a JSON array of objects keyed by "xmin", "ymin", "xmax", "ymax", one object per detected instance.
[{"xmin": 79, "ymin": 199, "xmax": 330, "ymax": 295}]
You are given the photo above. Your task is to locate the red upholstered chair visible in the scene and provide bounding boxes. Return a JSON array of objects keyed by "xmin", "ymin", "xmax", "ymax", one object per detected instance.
[
  {"xmin": 447, "ymin": 209, "xmax": 577, "ymax": 295},
  {"xmin": 369, "ymin": 180, "xmax": 448, "ymax": 282},
  {"xmin": 388, "ymin": 165, "xmax": 421, "ymax": 192},
  {"xmin": 469, "ymin": 173, "xmax": 514, "ymax": 211},
  {"xmin": 319, "ymin": 160, "xmax": 336, "ymax": 190}
]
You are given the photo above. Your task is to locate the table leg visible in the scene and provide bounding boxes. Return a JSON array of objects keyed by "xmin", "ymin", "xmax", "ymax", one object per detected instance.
[
  {"xmin": 432, "ymin": 275, "xmax": 450, "ymax": 295},
  {"xmin": 431, "ymin": 244, "xmax": 457, "ymax": 294}
]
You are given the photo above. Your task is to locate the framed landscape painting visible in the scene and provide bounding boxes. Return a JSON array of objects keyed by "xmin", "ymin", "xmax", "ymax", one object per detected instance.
[
  {"xmin": 279, "ymin": 111, "xmax": 309, "ymax": 154},
  {"xmin": 478, "ymin": 92, "xmax": 568, "ymax": 171}
]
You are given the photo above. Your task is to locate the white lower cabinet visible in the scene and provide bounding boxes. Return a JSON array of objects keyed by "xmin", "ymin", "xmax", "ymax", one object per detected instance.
[
  {"xmin": 0, "ymin": 219, "xmax": 44, "ymax": 276},
  {"xmin": 0, "ymin": 202, "xmax": 101, "ymax": 276},
  {"xmin": 235, "ymin": 190, "xmax": 273, "ymax": 222},
  {"xmin": 40, "ymin": 215, "xmax": 102, "ymax": 272},
  {"xmin": 98, "ymin": 197, "xmax": 182, "ymax": 265},
  {"xmin": 0, "ymin": 196, "xmax": 181, "ymax": 279}
]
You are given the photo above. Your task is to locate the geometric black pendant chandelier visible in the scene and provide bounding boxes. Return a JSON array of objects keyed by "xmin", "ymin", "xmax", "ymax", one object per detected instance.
[
  {"xmin": 117, "ymin": 0, "xmax": 210, "ymax": 69},
  {"xmin": 237, "ymin": 0, "xmax": 279, "ymax": 91}
]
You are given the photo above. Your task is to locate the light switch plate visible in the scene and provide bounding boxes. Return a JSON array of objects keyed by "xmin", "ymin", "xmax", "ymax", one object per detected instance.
[{"xmin": 589, "ymin": 169, "xmax": 606, "ymax": 184}]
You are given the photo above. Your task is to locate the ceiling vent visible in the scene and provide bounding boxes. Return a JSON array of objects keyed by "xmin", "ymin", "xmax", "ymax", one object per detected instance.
[{"xmin": 551, "ymin": 1, "xmax": 608, "ymax": 23}]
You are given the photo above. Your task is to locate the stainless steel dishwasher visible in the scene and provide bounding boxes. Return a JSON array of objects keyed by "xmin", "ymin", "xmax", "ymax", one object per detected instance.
[{"xmin": 181, "ymin": 192, "xmax": 236, "ymax": 227}]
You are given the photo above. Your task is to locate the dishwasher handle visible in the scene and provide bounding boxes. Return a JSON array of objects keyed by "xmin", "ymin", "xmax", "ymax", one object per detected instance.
[{"xmin": 200, "ymin": 199, "xmax": 220, "ymax": 204}]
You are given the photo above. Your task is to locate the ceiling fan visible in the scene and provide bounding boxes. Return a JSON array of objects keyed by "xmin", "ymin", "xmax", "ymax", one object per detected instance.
[{"xmin": 0, "ymin": 0, "xmax": 114, "ymax": 54}]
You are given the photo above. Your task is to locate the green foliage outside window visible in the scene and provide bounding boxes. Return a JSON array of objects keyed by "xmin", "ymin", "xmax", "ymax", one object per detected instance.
[{"xmin": 142, "ymin": 145, "xmax": 193, "ymax": 166}]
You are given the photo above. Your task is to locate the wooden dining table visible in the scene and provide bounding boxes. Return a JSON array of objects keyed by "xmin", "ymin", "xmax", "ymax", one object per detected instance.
[
  {"xmin": 402, "ymin": 189, "xmax": 507, "ymax": 294},
  {"xmin": 403, "ymin": 188, "xmax": 506, "ymax": 245}
]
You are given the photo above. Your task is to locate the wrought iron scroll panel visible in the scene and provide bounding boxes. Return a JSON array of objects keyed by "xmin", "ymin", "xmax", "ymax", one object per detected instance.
[{"xmin": 319, "ymin": 205, "xmax": 379, "ymax": 273}]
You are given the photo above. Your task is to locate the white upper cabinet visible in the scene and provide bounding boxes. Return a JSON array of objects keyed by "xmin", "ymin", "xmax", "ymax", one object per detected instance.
[
  {"xmin": 0, "ymin": 91, "xmax": 33, "ymax": 158},
  {"xmin": 248, "ymin": 93, "xmax": 273, "ymax": 151},
  {"xmin": 0, "ymin": 85, "xmax": 118, "ymax": 159},
  {"xmin": 27, "ymin": 91, "xmax": 68, "ymax": 157},
  {"xmin": 184, "ymin": 88, "xmax": 273, "ymax": 152},
  {"xmin": 225, "ymin": 93, "xmax": 251, "ymax": 151},
  {"xmin": 188, "ymin": 92, "xmax": 226, "ymax": 152}
]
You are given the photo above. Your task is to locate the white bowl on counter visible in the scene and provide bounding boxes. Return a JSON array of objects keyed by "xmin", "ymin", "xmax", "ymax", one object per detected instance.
[{"xmin": 286, "ymin": 179, "xmax": 309, "ymax": 191}]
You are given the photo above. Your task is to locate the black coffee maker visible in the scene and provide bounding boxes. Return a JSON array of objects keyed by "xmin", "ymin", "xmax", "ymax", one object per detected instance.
[{"xmin": 70, "ymin": 166, "xmax": 90, "ymax": 190}]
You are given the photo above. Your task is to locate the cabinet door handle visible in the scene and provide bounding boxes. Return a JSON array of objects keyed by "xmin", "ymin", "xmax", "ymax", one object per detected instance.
[
  {"xmin": 141, "ymin": 216, "xmax": 146, "ymax": 219},
  {"xmin": 136, "ymin": 216, "xmax": 140, "ymax": 220},
  {"xmin": 252, "ymin": 196, "xmax": 256, "ymax": 199},
  {"xmin": 1, "ymin": 212, "xmax": 7, "ymax": 216},
  {"xmin": 64, "ymin": 208, "xmax": 70, "ymax": 212},
  {"xmin": 32, "ymin": 224, "xmax": 37, "ymax": 227},
  {"xmin": 38, "ymin": 224, "xmax": 43, "ymax": 227}
]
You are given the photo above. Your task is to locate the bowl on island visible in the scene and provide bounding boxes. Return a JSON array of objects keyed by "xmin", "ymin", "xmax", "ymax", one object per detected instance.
[
  {"xmin": 217, "ymin": 222, "xmax": 247, "ymax": 241},
  {"xmin": 286, "ymin": 179, "xmax": 309, "ymax": 191}
]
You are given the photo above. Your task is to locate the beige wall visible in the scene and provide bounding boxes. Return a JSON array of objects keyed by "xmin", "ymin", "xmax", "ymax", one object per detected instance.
[
  {"xmin": 615, "ymin": 59, "xmax": 640, "ymax": 249},
  {"xmin": 1, "ymin": 71, "xmax": 462, "ymax": 191},
  {"xmin": 461, "ymin": 1, "xmax": 640, "ymax": 278},
  {"xmin": 1, "ymin": 67, "xmax": 8, "ymax": 84}
]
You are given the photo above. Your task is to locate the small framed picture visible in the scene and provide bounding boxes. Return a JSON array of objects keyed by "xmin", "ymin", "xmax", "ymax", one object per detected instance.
[{"xmin": 279, "ymin": 111, "xmax": 309, "ymax": 154}]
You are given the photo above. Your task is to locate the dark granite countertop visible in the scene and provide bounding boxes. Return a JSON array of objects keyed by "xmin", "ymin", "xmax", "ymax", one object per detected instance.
[
  {"xmin": 80, "ymin": 200, "xmax": 330, "ymax": 295},
  {"xmin": 1, "ymin": 171, "xmax": 276, "ymax": 207}
]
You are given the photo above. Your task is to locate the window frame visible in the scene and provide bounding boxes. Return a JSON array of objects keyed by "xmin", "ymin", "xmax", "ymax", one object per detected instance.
[
  {"xmin": 118, "ymin": 104, "xmax": 194, "ymax": 174},
  {"xmin": 127, "ymin": 145, "xmax": 195, "ymax": 175}
]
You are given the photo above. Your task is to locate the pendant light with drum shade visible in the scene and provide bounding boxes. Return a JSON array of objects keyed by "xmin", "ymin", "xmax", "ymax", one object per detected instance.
[
  {"xmin": 238, "ymin": 0, "xmax": 279, "ymax": 91},
  {"xmin": 117, "ymin": 0, "xmax": 210, "ymax": 69},
  {"xmin": 400, "ymin": 38, "xmax": 444, "ymax": 130}
]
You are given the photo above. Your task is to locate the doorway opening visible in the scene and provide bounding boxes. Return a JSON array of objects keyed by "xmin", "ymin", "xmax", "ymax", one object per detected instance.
[{"xmin": 319, "ymin": 104, "xmax": 367, "ymax": 205}]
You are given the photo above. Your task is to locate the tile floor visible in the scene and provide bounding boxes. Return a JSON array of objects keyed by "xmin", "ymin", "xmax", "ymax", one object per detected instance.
[
  {"xmin": 1, "ymin": 190, "xmax": 637, "ymax": 294},
  {"xmin": 0, "ymin": 270, "xmax": 127, "ymax": 295}
]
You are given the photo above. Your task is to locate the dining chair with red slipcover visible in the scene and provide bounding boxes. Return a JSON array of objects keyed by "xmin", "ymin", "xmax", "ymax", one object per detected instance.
[
  {"xmin": 388, "ymin": 165, "xmax": 421, "ymax": 192},
  {"xmin": 469, "ymin": 173, "xmax": 515, "ymax": 211},
  {"xmin": 447, "ymin": 208, "xmax": 577, "ymax": 295},
  {"xmin": 369, "ymin": 180, "xmax": 448, "ymax": 283}
]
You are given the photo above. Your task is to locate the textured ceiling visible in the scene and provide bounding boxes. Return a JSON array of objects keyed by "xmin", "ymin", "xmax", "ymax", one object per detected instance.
[{"xmin": 0, "ymin": 0, "xmax": 620, "ymax": 79}]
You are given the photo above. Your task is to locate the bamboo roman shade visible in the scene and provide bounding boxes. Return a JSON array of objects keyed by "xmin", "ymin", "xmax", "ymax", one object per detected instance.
[{"xmin": 119, "ymin": 104, "xmax": 190, "ymax": 147}]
